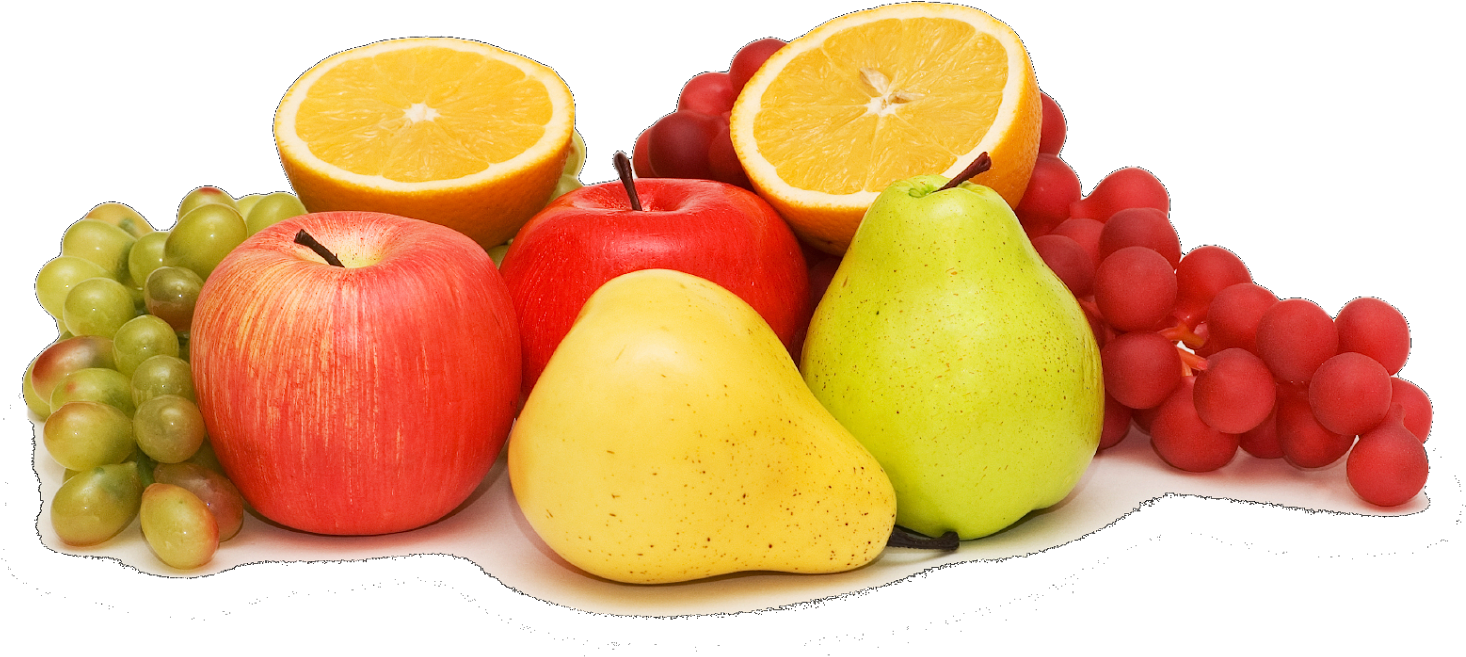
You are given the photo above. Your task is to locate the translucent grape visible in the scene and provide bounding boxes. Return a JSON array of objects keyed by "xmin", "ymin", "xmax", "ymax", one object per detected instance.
[
  {"xmin": 1334, "ymin": 297, "xmax": 1410, "ymax": 374},
  {"xmin": 29, "ymin": 335, "xmax": 115, "ymax": 403},
  {"xmin": 1100, "ymin": 331, "xmax": 1182, "ymax": 410},
  {"xmin": 1049, "ymin": 218, "xmax": 1104, "ymax": 268},
  {"xmin": 49, "ymin": 366, "xmax": 135, "ymax": 416},
  {"xmin": 728, "ymin": 37, "xmax": 786, "ymax": 91},
  {"xmin": 244, "ymin": 192, "xmax": 308, "ymax": 237},
  {"xmin": 563, "ymin": 128, "xmax": 586, "ymax": 177},
  {"xmin": 1255, "ymin": 298, "xmax": 1338, "ymax": 383},
  {"xmin": 62, "ymin": 219, "xmax": 136, "ymax": 282},
  {"xmin": 23, "ymin": 357, "xmax": 51, "ymax": 418},
  {"xmin": 1194, "ymin": 348, "xmax": 1275, "ymax": 433},
  {"xmin": 126, "ymin": 231, "xmax": 170, "ymax": 290},
  {"xmin": 677, "ymin": 71, "xmax": 738, "ymax": 116},
  {"xmin": 176, "ymin": 185, "xmax": 236, "ymax": 219},
  {"xmin": 130, "ymin": 354, "xmax": 195, "ymax": 406},
  {"xmin": 134, "ymin": 394, "xmax": 207, "ymax": 464},
  {"xmin": 163, "ymin": 204, "xmax": 247, "ymax": 280},
  {"xmin": 140, "ymin": 483, "xmax": 219, "ymax": 570},
  {"xmin": 1099, "ymin": 393, "xmax": 1132, "ymax": 450},
  {"xmin": 1094, "ymin": 246, "xmax": 1177, "ymax": 332},
  {"xmin": 50, "ymin": 462, "xmax": 143, "ymax": 547},
  {"xmin": 112, "ymin": 314, "xmax": 180, "ymax": 377},
  {"xmin": 707, "ymin": 122, "xmax": 752, "ymax": 189},
  {"xmin": 1308, "ymin": 352, "xmax": 1392, "ymax": 436},
  {"xmin": 84, "ymin": 201, "xmax": 155, "ymax": 239},
  {"xmin": 43, "ymin": 400, "xmax": 136, "ymax": 471},
  {"xmin": 647, "ymin": 110, "xmax": 720, "ymax": 180},
  {"xmin": 36, "ymin": 256, "xmax": 108, "ymax": 320},
  {"xmin": 62, "ymin": 276, "xmax": 137, "ymax": 338},
  {"xmin": 632, "ymin": 125, "xmax": 658, "ymax": 177},
  {"xmin": 233, "ymin": 193, "xmax": 266, "ymax": 220},
  {"xmin": 143, "ymin": 266, "xmax": 204, "ymax": 333},
  {"xmin": 152, "ymin": 462, "xmax": 245, "ymax": 541},
  {"xmin": 1238, "ymin": 401, "xmax": 1284, "ymax": 459}
]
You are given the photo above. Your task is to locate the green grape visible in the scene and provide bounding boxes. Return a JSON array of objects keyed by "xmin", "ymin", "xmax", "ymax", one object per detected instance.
[
  {"xmin": 143, "ymin": 266, "xmax": 204, "ymax": 333},
  {"xmin": 131, "ymin": 354, "xmax": 194, "ymax": 406},
  {"xmin": 36, "ymin": 256, "xmax": 108, "ymax": 320},
  {"xmin": 62, "ymin": 219, "xmax": 136, "ymax": 283},
  {"xmin": 564, "ymin": 128, "xmax": 586, "ymax": 177},
  {"xmin": 29, "ymin": 335, "xmax": 115, "ymax": 403},
  {"xmin": 176, "ymin": 185, "xmax": 237, "ymax": 220},
  {"xmin": 51, "ymin": 462, "xmax": 144, "ymax": 547},
  {"xmin": 163, "ymin": 204, "xmax": 246, "ymax": 281},
  {"xmin": 127, "ymin": 231, "xmax": 170, "ymax": 289},
  {"xmin": 549, "ymin": 174, "xmax": 582, "ymax": 201},
  {"xmin": 244, "ymin": 191, "xmax": 308, "ymax": 236},
  {"xmin": 130, "ymin": 450, "xmax": 158, "ymax": 489},
  {"xmin": 177, "ymin": 334, "xmax": 190, "ymax": 363},
  {"xmin": 62, "ymin": 277, "xmax": 138, "ymax": 338},
  {"xmin": 134, "ymin": 395, "xmax": 206, "ymax": 464},
  {"xmin": 43, "ymin": 400, "xmax": 136, "ymax": 471},
  {"xmin": 140, "ymin": 483, "xmax": 218, "ymax": 569},
  {"xmin": 49, "ymin": 366, "xmax": 134, "ymax": 416},
  {"xmin": 84, "ymin": 202, "xmax": 156, "ymax": 239},
  {"xmin": 487, "ymin": 243, "xmax": 510, "ymax": 267},
  {"xmin": 233, "ymin": 193, "xmax": 266, "ymax": 220},
  {"xmin": 23, "ymin": 356, "xmax": 52, "ymax": 418},
  {"xmin": 112, "ymin": 315, "xmax": 180, "ymax": 377},
  {"xmin": 153, "ymin": 462, "xmax": 244, "ymax": 541},
  {"xmin": 186, "ymin": 438, "xmax": 224, "ymax": 474}
]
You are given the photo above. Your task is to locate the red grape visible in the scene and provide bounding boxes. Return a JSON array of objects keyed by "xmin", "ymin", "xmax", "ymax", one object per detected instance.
[
  {"xmin": 1068, "ymin": 167, "xmax": 1169, "ymax": 223},
  {"xmin": 1346, "ymin": 404, "xmax": 1428, "ymax": 507},
  {"xmin": 1149, "ymin": 377, "xmax": 1240, "ymax": 473},
  {"xmin": 647, "ymin": 110, "xmax": 720, "ymax": 180},
  {"xmin": 1097, "ymin": 207, "xmax": 1181, "ymax": 268},
  {"xmin": 1308, "ymin": 352, "xmax": 1392, "ymax": 436},
  {"xmin": 1039, "ymin": 91, "xmax": 1066, "ymax": 155},
  {"xmin": 1275, "ymin": 383, "xmax": 1353, "ymax": 469},
  {"xmin": 706, "ymin": 123, "xmax": 752, "ymax": 189},
  {"xmin": 1255, "ymin": 298, "xmax": 1338, "ymax": 384},
  {"xmin": 729, "ymin": 38, "xmax": 786, "ymax": 91},
  {"xmin": 1238, "ymin": 401, "xmax": 1284, "ymax": 459},
  {"xmin": 1049, "ymin": 217, "xmax": 1104, "ymax": 268},
  {"xmin": 1204, "ymin": 282, "xmax": 1278, "ymax": 353},
  {"xmin": 678, "ymin": 71, "xmax": 738, "ymax": 116},
  {"xmin": 1334, "ymin": 297, "xmax": 1410, "ymax": 374},
  {"xmin": 1032, "ymin": 234, "xmax": 1093, "ymax": 297},
  {"xmin": 1132, "ymin": 404, "xmax": 1160, "ymax": 434},
  {"xmin": 1194, "ymin": 348, "xmax": 1275, "ymax": 434},
  {"xmin": 632, "ymin": 126, "xmax": 657, "ymax": 178},
  {"xmin": 1094, "ymin": 246, "xmax": 1177, "ymax": 332},
  {"xmin": 1389, "ymin": 377, "xmax": 1432, "ymax": 442},
  {"xmin": 1099, "ymin": 393, "xmax": 1132, "ymax": 450},
  {"xmin": 1173, "ymin": 245, "xmax": 1251, "ymax": 328},
  {"xmin": 1014, "ymin": 153, "xmax": 1081, "ymax": 238},
  {"xmin": 1101, "ymin": 331, "xmax": 1182, "ymax": 410}
]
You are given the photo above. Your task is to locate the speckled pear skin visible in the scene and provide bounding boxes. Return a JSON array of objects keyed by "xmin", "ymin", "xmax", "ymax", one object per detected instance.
[
  {"xmin": 508, "ymin": 269, "xmax": 896, "ymax": 584},
  {"xmin": 801, "ymin": 176, "xmax": 1103, "ymax": 540}
]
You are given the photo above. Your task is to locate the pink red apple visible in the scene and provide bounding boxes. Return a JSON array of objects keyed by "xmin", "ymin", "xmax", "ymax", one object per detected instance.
[
  {"xmin": 499, "ymin": 177, "xmax": 808, "ymax": 399},
  {"xmin": 190, "ymin": 211, "xmax": 520, "ymax": 535}
]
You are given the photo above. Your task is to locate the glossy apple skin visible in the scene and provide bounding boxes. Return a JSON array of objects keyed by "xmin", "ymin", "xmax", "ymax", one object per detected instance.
[
  {"xmin": 190, "ymin": 212, "xmax": 520, "ymax": 535},
  {"xmin": 500, "ymin": 177, "xmax": 808, "ymax": 399}
]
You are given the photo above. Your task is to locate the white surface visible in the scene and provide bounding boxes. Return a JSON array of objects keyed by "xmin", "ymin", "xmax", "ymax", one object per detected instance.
[{"xmin": 32, "ymin": 420, "xmax": 1429, "ymax": 616}]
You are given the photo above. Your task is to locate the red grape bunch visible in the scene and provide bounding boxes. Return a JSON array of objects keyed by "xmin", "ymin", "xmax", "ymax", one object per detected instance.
[
  {"xmin": 1018, "ymin": 95, "xmax": 1431, "ymax": 508},
  {"xmin": 631, "ymin": 38, "xmax": 788, "ymax": 190}
]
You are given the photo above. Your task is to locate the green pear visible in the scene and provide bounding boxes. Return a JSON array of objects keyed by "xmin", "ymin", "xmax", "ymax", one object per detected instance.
[
  {"xmin": 801, "ymin": 175, "xmax": 1103, "ymax": 541},
  {"xmin": 508, "ymin": 269, "xmax": 897, "ymax": 584}
]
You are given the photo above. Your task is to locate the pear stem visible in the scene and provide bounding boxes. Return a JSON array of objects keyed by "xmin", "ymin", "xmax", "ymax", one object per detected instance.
[
  {"xmin": 294, "ymin": 229, "xmax": 343, "ymax": 267},
  {"xmin": 886, "ymin": 526, "xmax": 960, "ymax": 550},
  {"xmin": 613, "ymin": 151, "xmax": 643, "ymax": 211},
  {"xmin": 936, "ymin": 152, "xmax": 993, "ymax": 192}
]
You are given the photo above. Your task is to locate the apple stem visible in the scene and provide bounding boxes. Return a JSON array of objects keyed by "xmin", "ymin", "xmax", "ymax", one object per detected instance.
[
  {"xmin": 294, "ymin": 229, "xmax": 344, "ymax": 267},
  {"xmin": 886, "ymin": 526, "xmax": 960, "ymax": 550},
  {"xmin": 612, "ymin": 151, "xmax": 642, "ymax": 211},
  {"xmin": 936, "ymin": 152, "xmax": 993, "ymax": 192}
]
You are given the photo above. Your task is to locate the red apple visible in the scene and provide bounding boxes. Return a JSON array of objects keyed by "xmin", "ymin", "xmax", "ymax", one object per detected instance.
[
  {"xmin": 190, "ymin": 211, "xmax": 520, "ymax": 535},
  {"xmin": 500, "ymin": 177, "xmax": 808, "ymax": 399}
]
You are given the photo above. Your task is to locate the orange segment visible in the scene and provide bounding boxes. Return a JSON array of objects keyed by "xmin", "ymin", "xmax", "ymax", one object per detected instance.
[
  {"xmin": 730, "ymin": 3, "xmax": 1041, "ymax": 254},
  {"xmin": 274, "ymin": 38, "xmax": 574, "ymax": 250}
]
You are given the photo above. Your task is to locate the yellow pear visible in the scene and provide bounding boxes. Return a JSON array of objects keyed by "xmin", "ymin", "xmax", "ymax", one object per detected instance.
[{"xmin": 508, "ymin": 269, "xmax": 896, "ymax": 584}]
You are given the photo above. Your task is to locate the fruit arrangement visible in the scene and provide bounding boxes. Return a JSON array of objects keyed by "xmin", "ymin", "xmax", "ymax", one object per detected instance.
[{"xmin": 22, "ymin": 1, "xmax": 1436, "ymax": 601}]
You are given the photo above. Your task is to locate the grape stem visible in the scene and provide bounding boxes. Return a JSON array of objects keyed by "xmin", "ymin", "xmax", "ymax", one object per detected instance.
[
  {"xmin": 936, "ymin": 152, "xmax": 992, "ymax": 192},
  {"xmin": 886, "ymin": 526, "xmax": 960, "ymax": 550},
  {"xmin": 612, "ymin": 151, "xmax": 642, "ymax": 211},
  {"xmin": 294, "ymin": 230, "xmax": 343, "ymax": 267},
  {"xmin": 1177, "ymin": 347, "xmax": 1209, "ymax": 375},
  {"xmin": 1159, "ymin": 320, "xmax": 1206, "ymax": 349}
]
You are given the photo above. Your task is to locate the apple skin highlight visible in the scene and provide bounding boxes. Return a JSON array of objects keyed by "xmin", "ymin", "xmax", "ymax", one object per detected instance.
[{"xmin": 190, "ymin": 212, "xmax": 521, "ymax": 536}]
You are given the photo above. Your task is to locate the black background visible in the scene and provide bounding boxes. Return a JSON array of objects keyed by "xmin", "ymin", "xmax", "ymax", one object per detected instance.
[{"xmin": 8, "ymin": 1, "xmax": 1454, "ymax": 645}]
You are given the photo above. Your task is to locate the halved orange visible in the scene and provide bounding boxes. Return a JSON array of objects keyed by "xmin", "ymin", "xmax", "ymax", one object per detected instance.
[
  {"xmin": 730, "ymin": 2, "xmax": 1042, "ymax": 254},
  {"xmin": 274, "ymin": 37, "xmax": 575, "ymax": 250}
]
